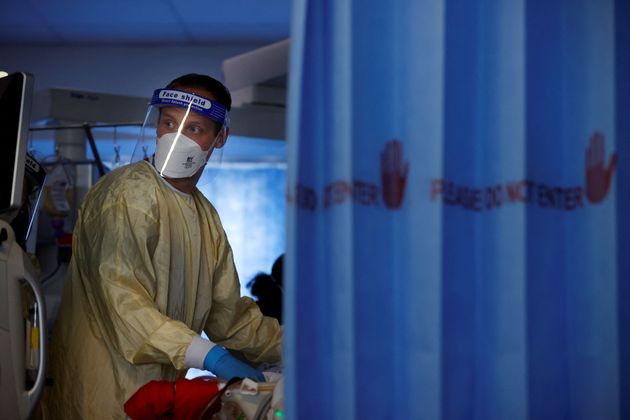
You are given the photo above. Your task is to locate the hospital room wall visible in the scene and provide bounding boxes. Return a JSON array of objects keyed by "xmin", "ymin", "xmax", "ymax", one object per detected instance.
[{"xmin": 0, "ymin": 44, "xmax": 264, "ymax": 96}]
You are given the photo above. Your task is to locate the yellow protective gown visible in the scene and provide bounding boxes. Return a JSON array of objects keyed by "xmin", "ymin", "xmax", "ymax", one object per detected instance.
[{"xmin": 41, "ymin": 160, "xmax": 282, "ymax": 419}]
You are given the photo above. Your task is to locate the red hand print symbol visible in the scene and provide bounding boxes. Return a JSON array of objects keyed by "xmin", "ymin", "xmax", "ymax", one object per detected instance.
[
  {"xmin": 380, "ymin": 139, "xmax": 409, "ymax": 209},
  {"xmin": 585, "ymin": 131, "xmax": 617, "ymax": 204}
]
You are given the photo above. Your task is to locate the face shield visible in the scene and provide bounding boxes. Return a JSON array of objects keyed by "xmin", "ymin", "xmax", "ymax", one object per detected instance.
[{"xmin": 132, "ymin": 88, "xmax": 229, "ymax": 179}]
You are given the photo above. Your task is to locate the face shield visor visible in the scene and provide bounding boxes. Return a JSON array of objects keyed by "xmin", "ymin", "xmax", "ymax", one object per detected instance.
[{"xmin": 132, "ymin": 88, "xmax": 229, "ymax": 179}]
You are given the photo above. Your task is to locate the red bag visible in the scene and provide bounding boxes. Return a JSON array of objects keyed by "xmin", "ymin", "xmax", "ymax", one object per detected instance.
[{"xmin": 124, "ymin": 377, "xmax": 222, "ymax": 420}]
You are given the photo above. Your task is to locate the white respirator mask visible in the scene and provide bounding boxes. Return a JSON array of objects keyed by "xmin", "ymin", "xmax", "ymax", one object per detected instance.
[{"xmin": 154, "ymin": 132, "xmax": 211, "ymax": 178}]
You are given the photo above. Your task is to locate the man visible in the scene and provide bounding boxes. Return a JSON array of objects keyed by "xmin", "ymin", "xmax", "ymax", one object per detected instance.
[{"xmin": 42, "ymin": 74, "xmax": 282, "ymax": 419}]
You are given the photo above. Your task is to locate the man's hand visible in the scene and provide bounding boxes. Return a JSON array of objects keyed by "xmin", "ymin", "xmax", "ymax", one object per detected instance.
[
  {"xmin": 203, "ymin": 345, "xmax": 265, "ymax": 382},
  {"xmin": 380, "ymin": 139, "xmax": 409, "ymax": 209},
  {"xmin": 585, "ymin": 131, "xmax": 616, "ymax": 204}
]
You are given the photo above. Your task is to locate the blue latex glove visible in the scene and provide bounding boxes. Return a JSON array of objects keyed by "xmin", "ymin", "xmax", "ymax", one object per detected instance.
[{"xmin": 203, "ymin": 345, "xmax": 265, "ymax": 382}]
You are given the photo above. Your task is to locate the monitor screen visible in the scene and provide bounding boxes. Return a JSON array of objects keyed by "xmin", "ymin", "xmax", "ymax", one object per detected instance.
[{"xmin": 0, "ymin": 72, "xmax": 34, "ymax": 213}]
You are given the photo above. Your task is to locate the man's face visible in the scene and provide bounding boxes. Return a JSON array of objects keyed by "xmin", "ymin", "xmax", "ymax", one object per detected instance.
[{"xmin": 156, "ymin": 87, "xmax": 221, "ymax": 151}]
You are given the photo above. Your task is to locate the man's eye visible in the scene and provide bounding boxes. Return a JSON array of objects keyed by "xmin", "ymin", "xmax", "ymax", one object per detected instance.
[{"xmin": 189, "ymin": 126, "xmax": 201, "ymax": 134}]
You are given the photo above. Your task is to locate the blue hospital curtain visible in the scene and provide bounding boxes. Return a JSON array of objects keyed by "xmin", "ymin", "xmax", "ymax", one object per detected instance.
[{"xmin": 284, "ymin": 0, "xmax": 629, "ymax": 419}]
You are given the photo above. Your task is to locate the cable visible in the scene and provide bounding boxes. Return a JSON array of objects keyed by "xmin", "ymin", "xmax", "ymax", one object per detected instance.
[{"xmin": 40, "ymin": 263, "xmax": 61, "ymax": 285}]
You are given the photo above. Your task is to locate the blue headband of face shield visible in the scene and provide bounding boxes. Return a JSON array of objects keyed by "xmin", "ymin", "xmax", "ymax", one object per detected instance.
[{"xmin": 150, "ymin": 88, "xmax": 229, "ymax": 127}]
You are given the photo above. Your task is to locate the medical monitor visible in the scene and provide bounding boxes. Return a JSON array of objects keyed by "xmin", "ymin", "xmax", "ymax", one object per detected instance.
[{"xmin": 0, "ymin": 72, "xmax": 34, "ymax": 213}]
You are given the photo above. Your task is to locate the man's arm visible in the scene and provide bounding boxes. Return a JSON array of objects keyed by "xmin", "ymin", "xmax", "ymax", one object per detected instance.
[
  {"xmin": 202, "ymin": 229, "xmax": 282, "ymax": 364},
  {"xmin": 76, "ymin": 200, "xmax": 198, "ymax": 370}
]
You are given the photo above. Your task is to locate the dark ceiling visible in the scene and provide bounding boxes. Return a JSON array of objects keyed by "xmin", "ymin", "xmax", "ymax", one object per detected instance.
[{"xmin": 0, "ymin": 0, "xmax": 292, "ymax": 45}]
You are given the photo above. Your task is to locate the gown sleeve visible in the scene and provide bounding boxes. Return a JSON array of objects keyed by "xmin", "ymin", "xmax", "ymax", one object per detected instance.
[{"xmin": 202, "ymin": 220, "xmax": 283, "ymax": 364}]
